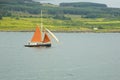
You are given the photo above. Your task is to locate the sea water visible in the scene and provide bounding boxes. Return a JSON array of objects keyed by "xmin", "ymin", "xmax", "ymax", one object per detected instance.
[{"xmin": 0, "ymin": 32, "xmax": 120, "ymax": 80}]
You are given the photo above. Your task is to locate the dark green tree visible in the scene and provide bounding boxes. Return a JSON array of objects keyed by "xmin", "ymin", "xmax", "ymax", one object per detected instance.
[{"xmin": 0, "ymin": 15, "xmax": 2, "ymax": 20}]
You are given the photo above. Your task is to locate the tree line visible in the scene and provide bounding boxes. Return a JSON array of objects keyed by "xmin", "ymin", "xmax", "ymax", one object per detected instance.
[
  {"xmin": 0, "ymin": 0, "xmax": 120, "ymax": 19},
  {"xmin": 60, "ymin": 2, "xmax": 107, "ymax": 8}
]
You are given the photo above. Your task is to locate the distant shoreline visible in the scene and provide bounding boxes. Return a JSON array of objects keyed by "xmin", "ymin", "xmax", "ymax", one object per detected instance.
[{"xmin": 0, "ymin": 30, "xmax": 120, "ymax": 33}]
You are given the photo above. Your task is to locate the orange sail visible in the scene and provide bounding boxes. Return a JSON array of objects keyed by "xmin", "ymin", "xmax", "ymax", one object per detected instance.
[
  {"xmin": 31, "ymin": 26, "xmax": 42, "ymax": 42},
  {"xmin": 43, "ymin": 32, "xmax": 51, "ymax": 43}
]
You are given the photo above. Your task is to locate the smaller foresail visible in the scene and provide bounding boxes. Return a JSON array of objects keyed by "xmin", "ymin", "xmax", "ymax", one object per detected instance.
[{"xmin": 43, "ymin": 32, "xmax": 51, "ymax": 43}]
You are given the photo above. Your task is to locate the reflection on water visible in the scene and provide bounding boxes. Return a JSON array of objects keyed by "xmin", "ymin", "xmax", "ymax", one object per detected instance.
[{"xmin": 0, "ymin": 32, "xmax": 120, "ymax": 80}]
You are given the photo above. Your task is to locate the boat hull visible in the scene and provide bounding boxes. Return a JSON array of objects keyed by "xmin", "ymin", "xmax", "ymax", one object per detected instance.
[{"xmin": 24, "ymin": 43, "xmax": 51, "ymax": 47}]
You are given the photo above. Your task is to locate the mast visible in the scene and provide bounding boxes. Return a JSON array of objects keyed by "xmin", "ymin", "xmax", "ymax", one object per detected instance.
[{"xmin": 41, "ymin": 10, "xmax": 43, "ymax": 33}]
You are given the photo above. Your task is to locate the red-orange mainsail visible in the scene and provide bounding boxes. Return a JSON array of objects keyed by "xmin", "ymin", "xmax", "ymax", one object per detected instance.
[
  {"xmin": 43, "ymin": 32, "xmax": 51, "ymax": 43},
  {"xmin": 31, "ymin": 26, "xmax": 42, "ymax": 42}
]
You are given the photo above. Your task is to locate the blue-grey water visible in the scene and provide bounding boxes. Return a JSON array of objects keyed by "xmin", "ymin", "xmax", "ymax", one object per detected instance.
[{"xmin": 0, "ymin": 32, "xmax": 120, "ymax": 80}]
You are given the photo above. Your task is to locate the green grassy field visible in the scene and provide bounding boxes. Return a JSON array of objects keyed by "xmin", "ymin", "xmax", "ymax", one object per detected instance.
[{"xmin": 0, "ymin": 16, "xmax": 120, "ymax": 32}]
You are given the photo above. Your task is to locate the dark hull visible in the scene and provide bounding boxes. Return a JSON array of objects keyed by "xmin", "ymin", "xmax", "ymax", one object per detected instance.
[{"xmin": 24, "ymin": 43, "xmax": 51, "ymax": 47}]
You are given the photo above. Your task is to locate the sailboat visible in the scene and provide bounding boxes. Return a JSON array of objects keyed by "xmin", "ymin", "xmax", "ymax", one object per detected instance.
[
  {"xmin": 24, "ymin": 25, "xmax": 52, "ymax": 47},
  {"xmin": 25, "ymin": 10, "xmax": 59, "ymax": 47}
]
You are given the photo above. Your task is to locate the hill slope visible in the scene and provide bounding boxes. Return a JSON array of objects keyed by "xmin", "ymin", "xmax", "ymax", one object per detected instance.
[{"xmin": 0, "ymin": 0, "xmax": 120, "ymax": 18}]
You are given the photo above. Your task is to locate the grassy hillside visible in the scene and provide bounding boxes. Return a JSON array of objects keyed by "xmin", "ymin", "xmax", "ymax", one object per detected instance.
[
  {"xmin": 0, "ymin": 16, "xmax": 120, "ymax": 32},
  {"xmin": 0, "ymin": 0, "xmax": 120, "ymax": 32}
]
